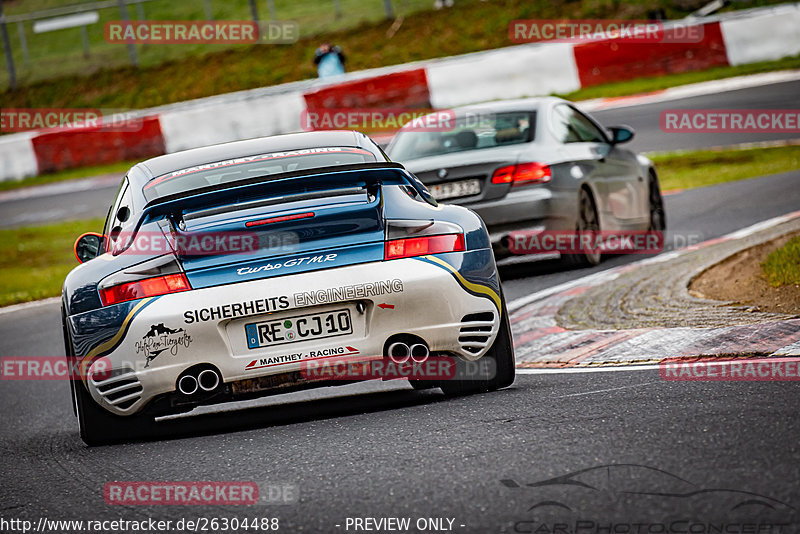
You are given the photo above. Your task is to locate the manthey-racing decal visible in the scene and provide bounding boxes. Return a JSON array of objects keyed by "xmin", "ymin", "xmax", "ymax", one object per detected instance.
[
  {"xmin": 135, "ymin": 323, "xmax": 193, "ymax": 368},
  {"xmin": 244, "ymin": 345, "xmax": 360, "ymax": 371}
]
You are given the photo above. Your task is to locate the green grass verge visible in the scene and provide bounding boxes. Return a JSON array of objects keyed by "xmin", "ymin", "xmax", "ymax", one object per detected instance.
[
  {"xmin": 651, "ymin": 145, "xmax": 800, "ymax": 191},
  {"xmin": 2, "ymin": 145, "xmax": 799, "ymax": 307},
  {"xmin": 0, "ymin": 160, "xmax": 134, "ymax": 192},
  {"xmin": 762, "ymin": 235, "xmax": 800, "ymax": 287},
  {"xmin": 1, "ymin": 0, "xmax": 792, "ymax": 109},
  {"xmin": 0, "ymin": 218, "xmax": 104, "ymax": 307}
]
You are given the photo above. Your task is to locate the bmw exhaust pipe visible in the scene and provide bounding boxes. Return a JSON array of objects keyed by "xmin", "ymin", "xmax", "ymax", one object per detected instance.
[
  {"xmin": 388, "ymin": 342, "xmax": 411, "ymax": 364},
  {"xmin": 409, "ymin": 344, "xmax": 429, "ymax": 363},
  {"xmin": 198, "ymin": 369, "xmax": 220, "ymax": 392},
  {"xmin": 177, "ymin": 374, "xmax": 198, "ymax": 395}
]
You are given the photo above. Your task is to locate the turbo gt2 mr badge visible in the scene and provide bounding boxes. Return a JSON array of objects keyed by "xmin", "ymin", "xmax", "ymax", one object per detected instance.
[{"xmin": 135, "ymin": 323, "xmax": 193, "ymax": 368}]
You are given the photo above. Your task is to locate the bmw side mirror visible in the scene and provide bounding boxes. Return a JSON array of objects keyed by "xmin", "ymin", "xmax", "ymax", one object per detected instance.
[
  {"xmin": 74, "ymin": 232, "xmax": 104, "ymax": 263},
  {"xmin": 609, "ymin": 125, "xmax": 634, "ymax": 144}
]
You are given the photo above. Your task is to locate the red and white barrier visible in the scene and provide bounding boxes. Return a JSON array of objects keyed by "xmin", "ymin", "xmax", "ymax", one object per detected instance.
[
  {"xmin": 2, "ymin": 4, "xmax": 798, "ymax": 182},
  {"xmin": 720, "ymin": 4, "xmax": 800, "ymax": 66}
]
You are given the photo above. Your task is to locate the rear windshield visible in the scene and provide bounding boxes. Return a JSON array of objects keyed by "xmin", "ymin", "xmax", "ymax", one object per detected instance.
[
  {"xmin": 144, "ymin": 147, "xmax": 376, "ymax": 200},
  {"xmin": 389, "ymin": 111, "xmax": 535, "ymax": 161}
]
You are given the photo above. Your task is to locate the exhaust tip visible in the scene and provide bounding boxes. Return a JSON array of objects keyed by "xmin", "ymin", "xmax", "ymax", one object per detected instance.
[
  {"xmin": 197, "ymin": 369, "xmax": 220, "ymax": 392},
  {"xmin": 387, "ymin": 342, "xmax": 411, "ymax": 364},
  {"xmin": 409, "ymin": 343, "xmax": 429, "ymax": 363},
  {"xmin": 177, "ymin": 374, "xmax": 198, "ymax": 396}
]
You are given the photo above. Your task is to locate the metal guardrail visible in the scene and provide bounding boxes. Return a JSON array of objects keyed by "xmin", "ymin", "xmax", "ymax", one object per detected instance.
[{"xmin": 2, "ymin": 0, "xmax": 154, "ymax": 24}]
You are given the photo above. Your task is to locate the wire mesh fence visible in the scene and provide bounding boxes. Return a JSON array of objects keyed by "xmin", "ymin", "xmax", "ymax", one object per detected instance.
[{"xmin": 0, "ymin": 0, "xmax": 430, "ymax": 89}]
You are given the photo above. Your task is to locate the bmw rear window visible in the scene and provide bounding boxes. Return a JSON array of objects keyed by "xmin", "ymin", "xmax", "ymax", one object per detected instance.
[
  {"xmin": 143, "ymin": 147, "xmax": 376, "ymax": 200},
  {"xmin": 389, "ymin": 111, "xmax": 535, "ymax": 161}
]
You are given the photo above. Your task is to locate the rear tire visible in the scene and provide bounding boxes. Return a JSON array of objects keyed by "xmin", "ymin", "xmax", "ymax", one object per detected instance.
[
  {"xmin": 64, "ymin": 322, "xmax": 156, "ymax": 446},
  {"xmin": 564, "ymin": 188, "xmax": 602, "ymax": 267},
  {"xmin": 75, "ymin": 379, "xmax": 157, "ymax": 446},
  {"xmin": 648, "ymin": 172, "xmax": 666, "ymax": 232},
  {"xmin": 440, "ymin": 302, "xmax": 515, "ymax": 396}
]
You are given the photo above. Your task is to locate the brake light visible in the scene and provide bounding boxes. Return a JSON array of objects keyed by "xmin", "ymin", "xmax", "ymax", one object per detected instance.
[
  {"xmin": 384, "ymin": 234, "xmax": 465, "ymax": 260},
  {"xmin": 99, "ymin": 273, "xmax": 191, "ymax": 306},
  {"xmin": 491, "ymin": 162, "xmax": 551, "ymax": 186}
]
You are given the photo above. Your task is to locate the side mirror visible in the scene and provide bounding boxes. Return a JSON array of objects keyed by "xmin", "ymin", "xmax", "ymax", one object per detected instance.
[
  {"xmin": 74, "ymin": 232, "xmax": 104, "ymax": 263},
  {"xmin": 609, "ymin": 125, "xmax": 634, "ymax": 144}
]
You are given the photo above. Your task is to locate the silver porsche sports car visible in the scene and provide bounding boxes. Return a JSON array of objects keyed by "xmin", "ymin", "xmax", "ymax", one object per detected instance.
[{"xmin": 387, "ymin": 97, "xmax": 666, "ymax": 265}]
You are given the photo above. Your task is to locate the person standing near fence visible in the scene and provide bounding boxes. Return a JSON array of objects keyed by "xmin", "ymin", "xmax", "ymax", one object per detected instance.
[{"xmin": 313, "ymin": 42, "xmax": 346, "ymax": 78}]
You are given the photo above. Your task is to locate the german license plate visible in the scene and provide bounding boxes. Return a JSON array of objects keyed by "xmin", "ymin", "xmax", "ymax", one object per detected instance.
[
  {"xmin": 429, "ymin": 178, "xmax": 481, "ymax": 200},
  {"xmin": 245, "ymin": 309, "xmax": 352, "ymax": 349}
]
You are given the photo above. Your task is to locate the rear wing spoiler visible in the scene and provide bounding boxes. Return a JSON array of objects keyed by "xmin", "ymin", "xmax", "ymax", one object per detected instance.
[{"xmin": 142, "ymin": 162, "xmax": 408, "ymax": 209}]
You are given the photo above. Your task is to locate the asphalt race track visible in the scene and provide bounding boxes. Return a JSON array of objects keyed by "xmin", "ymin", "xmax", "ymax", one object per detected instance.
[
  {"xmin": 0, "ymin": 79, "xmax": 797, "ymax": 229},
  {"xmin": 1, "ymin": 79, "xmax": 799, "ymax": 532}
]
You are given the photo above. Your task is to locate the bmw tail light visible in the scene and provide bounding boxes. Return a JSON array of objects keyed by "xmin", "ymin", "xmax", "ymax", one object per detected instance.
[
  {"xmin": 99, "ymin": 273, "xmax": 190, "ymax": 306},
  {"xmin": 98, "ymin": 255, "xmax": 191, "ymax": 306},
  {"xmin": 491, "ymin": 162, "xmax": 551, "ymax": 186},
  {"xmin": 385, "ymin": 234, "xmax": 465, "ymax": 260}
]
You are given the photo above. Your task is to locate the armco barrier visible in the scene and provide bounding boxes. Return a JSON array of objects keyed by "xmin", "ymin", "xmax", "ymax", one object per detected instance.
[
  {"xmin": 573, "ymin": 22, "xmax": 729, "ymax": 87},
  {"xmin": 2, "ymin": 4, "xmax": 799, "ymax": 182},
  {"xmin": 158, "ymin": 91, "xmax": 306, "ymax": 153},
  {"xmin": 720, "ymin": 4, "xmax": 800, "ymax": 66},
  {"xmin": 31, "ymin": 116, "xmax": 165, "ymax": 174},
  {"xmin": 0, "ymin": 134, "xmax": 39, "ymax": 180},
  {"xmin": 425, "ymin": 42, "xmax": 580, "ymax": 108},
  {"xmin": 303, "ymin": 68, "xmax": 430, "ymax": 110}
]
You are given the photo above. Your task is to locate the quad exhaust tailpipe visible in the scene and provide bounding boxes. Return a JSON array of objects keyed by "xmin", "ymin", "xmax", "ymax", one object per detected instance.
[
  {"xmin": 198, "ymin": 369, "xmax": 220, "ymax": 392},
  {"xmin": 387, "ymin": 341, "xmax": 430, "ymax": 364},
  {"xmin": 177, "ymin": 367, "xmax": 221, "ymax": 396},
  {"xmin": 177, "ymin": 374, "xmax": 198, "ymax": 396},
  {"xmin": 409, "ymin": 344, "xmax": 429, "ymax": 363},
  {"xmin": 388, "ymin": 342, "xmax": 410, "ymax": 364}
]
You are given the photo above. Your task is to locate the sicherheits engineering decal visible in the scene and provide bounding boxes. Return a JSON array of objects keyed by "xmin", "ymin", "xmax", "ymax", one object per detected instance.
[
  {"xmin": 135, "ymin": 323, "xmax": 193, "ymax": 367},
  {"xmin": 245, "ymin": 346, "xmax": 360, "ymax": 371}
]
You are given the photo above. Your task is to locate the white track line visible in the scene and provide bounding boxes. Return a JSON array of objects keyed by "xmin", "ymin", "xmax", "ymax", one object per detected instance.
[
  {"xmin": 516, "ymin": 364, "xmax": 662, "ymax": 374},
  {"xmin": 0, "ymin": 297, "xmax": 60, "ymax": 316},
  {"xmin": 507, "ymin": 210, "xmax": 800, "ymax": 313}
]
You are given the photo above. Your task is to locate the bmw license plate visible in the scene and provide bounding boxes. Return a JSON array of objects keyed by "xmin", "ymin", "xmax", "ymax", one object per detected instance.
[
  {"xmin": 429, "ymin": 178, "xmax": 481, "ymax": 200},
  {"xmin": 245, "ymin": 309, "xmax": 352, "ymax": 349}
]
